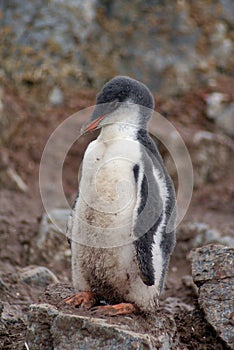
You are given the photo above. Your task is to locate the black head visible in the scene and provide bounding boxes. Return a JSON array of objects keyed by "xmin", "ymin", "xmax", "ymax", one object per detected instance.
[
  {"xmin": 81, "ymin": 76, "xmax": 155, "ymax": 134},
  {"xmin": 96, "ymin": 76, "xmax": 154, "ymax": 110}
]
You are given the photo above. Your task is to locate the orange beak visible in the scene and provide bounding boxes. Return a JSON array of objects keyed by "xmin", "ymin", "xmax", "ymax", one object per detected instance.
[{"xmin": 81, "ymin": 115, "xmax": 106, "ymax": 135}]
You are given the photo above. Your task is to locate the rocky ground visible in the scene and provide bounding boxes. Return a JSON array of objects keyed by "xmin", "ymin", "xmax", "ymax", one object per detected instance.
[{"xmin": 0, "ymin": 78, "xmax": 233, "ymax": 349}]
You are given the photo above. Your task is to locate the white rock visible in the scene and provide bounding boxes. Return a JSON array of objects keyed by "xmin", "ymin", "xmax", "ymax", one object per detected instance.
[
  {"xmin": 205, "ymin": 92, "xmax": 228, "ymax": 120},
  {"xmin": 49, "ymin": 87, "xmax": 64, "ymax": 106}
]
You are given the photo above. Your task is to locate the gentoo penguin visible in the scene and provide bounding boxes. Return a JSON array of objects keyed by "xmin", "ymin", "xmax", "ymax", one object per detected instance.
[{"xmin": 65, "ymin": 76, "xmax": 176, "ymax": 315}]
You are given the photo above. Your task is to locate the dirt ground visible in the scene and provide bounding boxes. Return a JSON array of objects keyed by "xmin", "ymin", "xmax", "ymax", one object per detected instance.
[{"xmin": 0, "ymin": 77, "xmax": 233, "ymax": 349}]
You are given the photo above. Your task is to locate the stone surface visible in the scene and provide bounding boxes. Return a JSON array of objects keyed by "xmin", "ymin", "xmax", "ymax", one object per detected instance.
[
  {"xmin": 27, "ymin": 304, "xmax": 58, "ymax": 350},
  {"xmin": 191, "ymin": 244, "xmax": 234, "ymax": 349},
  {"xmin": 18, "ymin": 266, "xmax": 59, "ymax": 287},
  {"xmin": 199, "ymin": 279, "xmax": 234, "ymax": 349},
  {"xmin": 31, "ymin": 209, "xmax": 71, "ymax": 267},
  {"xmin": 26, "ymin": 303, "xmax": 178, "ymax": 350},
  {"xmin": 1, "ymin": 1, "xmax": 233, "ymax": 93},
  {"xmin": 191, "ymin": 244, "xmax": 233, "ymax": 285}
]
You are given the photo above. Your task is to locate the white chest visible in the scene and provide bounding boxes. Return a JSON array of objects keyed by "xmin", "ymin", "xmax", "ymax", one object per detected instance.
[
  {"xmin": 74, "ymin": 135, "xmax": 142, "ymax": 247},
  {"xmin": 81, "ymin": 137, "xmax": 141, "ymax": 211}
]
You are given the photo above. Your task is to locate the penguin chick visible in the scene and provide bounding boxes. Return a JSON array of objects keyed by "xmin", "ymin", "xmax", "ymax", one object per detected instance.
[{"xmin": 65, "ymin": 76, "xmax": 176, "ymax": 316}]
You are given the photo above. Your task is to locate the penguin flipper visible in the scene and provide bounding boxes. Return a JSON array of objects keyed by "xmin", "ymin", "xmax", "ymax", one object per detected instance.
[{"xmin": 132, "ymin": 159, "xmax": 164, "ymax": 287}]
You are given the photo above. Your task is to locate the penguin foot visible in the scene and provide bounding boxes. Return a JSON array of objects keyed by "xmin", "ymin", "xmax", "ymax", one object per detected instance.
[
  {"xmin": 64, "ymin": 291, "xmax": 96, "ymax": 309},
  {"xmin": 91, "ymin": 302, "xmax": 136, "ymax": 316}
]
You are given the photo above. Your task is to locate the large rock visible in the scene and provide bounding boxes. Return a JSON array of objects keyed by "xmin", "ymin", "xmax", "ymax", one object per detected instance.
[
  {"xmin": 26, "ymin": 283, "xmax": 179, "ymax": 349},
  {"xmin": 199, "ymin": 280, "xmax": 233, "ymax": 349},
  {"xmin": 1, "ymin": 1, "xmax": 233, "ymax": 93},
  {"xmin": 191, "ymin": 245, "xmax": 233, "ymax": 285},
  {"xmin": 26, "ymin": 303, "xmax": 178, "ymax": 350},
  {"xmin": 191, "ymin": 245, "xmax": 234, "ymax": 349}
]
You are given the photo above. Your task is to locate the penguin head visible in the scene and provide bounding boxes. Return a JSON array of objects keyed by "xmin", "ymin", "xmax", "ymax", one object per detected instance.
[{"xmin": 81, "ymin": 76, "xmax": 155, "ymax": 134}]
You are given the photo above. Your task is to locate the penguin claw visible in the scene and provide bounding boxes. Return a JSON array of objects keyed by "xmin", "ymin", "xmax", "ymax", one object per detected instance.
[
  {"xmin": 91, "ymin": 303, "xmax": 136, "ymax": 316},
  {"xmin": 64, "ymin": 291, "xmax": 96, "ymax": 309}
]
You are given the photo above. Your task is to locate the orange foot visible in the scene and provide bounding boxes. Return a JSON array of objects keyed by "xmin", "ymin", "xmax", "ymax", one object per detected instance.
[
  {"xmin": 64, "ymin": 291, "xmax": 96, "ymax": 309},
  {"xmin": 91, "ymin": 302, "xmax": 136, "ymax": 316}
]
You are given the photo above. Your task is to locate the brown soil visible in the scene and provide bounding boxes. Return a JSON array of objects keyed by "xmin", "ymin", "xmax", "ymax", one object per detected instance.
[{"xmin": 0, "ymin": 78, "xmax": 233, "ymax": 349}]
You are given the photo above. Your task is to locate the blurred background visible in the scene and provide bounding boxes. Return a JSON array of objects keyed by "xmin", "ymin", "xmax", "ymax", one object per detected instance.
[
  {"xmin": 1, "ymin": 0, "xmax": 234, "ymax": 92},
  {"xmin": 0, "ymin": 1, "xmax": 233, "ymax": 349}
]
